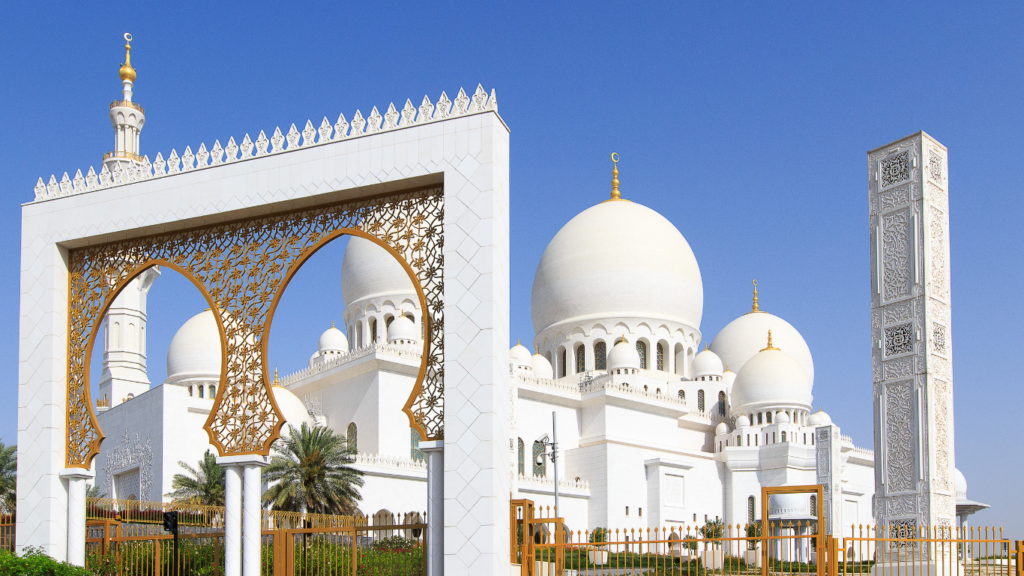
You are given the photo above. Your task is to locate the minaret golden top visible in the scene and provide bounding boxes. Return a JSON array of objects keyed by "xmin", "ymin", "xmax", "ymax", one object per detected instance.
[
  {"xmin": 119, "ymin": 33, "xmax": 136, "ymax": 82},
  {"xmin": 761, "ymin": 329, "xmax": 779, "ymax": 352},
  {"xmin": 751, "ymin": 279, "xmax": 760, "ymax": 313},
  {"xmin": 610, "ymin": 153, "xmax": 621, "ymax": 200},
  {"xmin": 273, "ymin": 367, "xmax": 280, "ymax": 387}
]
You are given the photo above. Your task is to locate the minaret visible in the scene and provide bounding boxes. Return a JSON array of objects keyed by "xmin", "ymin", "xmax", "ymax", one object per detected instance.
[
  {"xmin": 102, "ymin": 33, "xmax": 146, "ymax": 174},
  {"xmin": 97, "ymin": 268, "xmax": 160, "ymax": 408},
  {"xmin": 869, "ymin": 133, "xmax": 956, "ymax": 539}
]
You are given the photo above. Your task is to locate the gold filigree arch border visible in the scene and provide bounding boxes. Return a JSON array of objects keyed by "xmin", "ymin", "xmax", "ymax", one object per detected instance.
[
  {"xmin": 259, "ymin": 227, "xmax": 432, "ymax": 444},
  {"xmin": 72, "ymin": 259, "xmax": 230, "ymax": 465},
  {"xmin": 67, "ymin": 186, "xmax": 443, "ymax": 468}
]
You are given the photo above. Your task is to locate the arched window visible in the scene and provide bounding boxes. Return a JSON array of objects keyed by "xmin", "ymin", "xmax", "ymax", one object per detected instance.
[
  {"xmin": 411, "ymin": 429, "xmax": 424, "ymax": 460},
  {"xmin": 347, "ymin": 422, "xmax": 358, "ymax": 452},
  {"xmin": 560, "ymin": 348, "xmax": 566, "ymax": 378},
  {"xmin": 657, "ymin": 343, "xmax": 665, "ymax": 371},
  {"xmin": 594, "ymin": 342, "xmax": 607, "ymax": 370},
  {"xmin": 356, "ymin": 322, "xmax": 363, "ymax": 348},
  {"xmin": 518, "ymin": 438, "xmax": 525, "ymax": 476},
  {"xmin": 748, "ymin": 496, "xmax": 756, "ymax": 524},
  {"xmin": 188, "ymin": 386, "xmax": 193, "ymax": 397},
  {"xmin": 385, "ymin": 315, "xmax": 394, "ymax": 329},
  {"xmin": 757, "ymin": 412, "xmax": 763, "ymax": 424},
  {"xmin": 370, "ymin": 318, "xmax": 378, "ymax": 343},
  {"xmin": 209, "ymin": 385, "xmax": 216, "ymax": 398},
  {"xmin": 781, "ymin": 431, "xmax": 787, "ymax": 442},
  {"xmin": 636, "ymin": 341, "xmax": 648, "ymax": 369},
  {"xmin": 575, "ymin": 344, "xmax": 585, "ymax": 373},
  {"xmin": 810, "ymin": 495, "xmax": 817, "ymax": 517},
  {"xmin": 718, "ymin": 391, "xmax": 726, "ymax": 416},
  {"xmin": 697, "ymin": 389, "xmax": 705, "ymax": 412},
  {"xmin": 766, "ymin": 412, "xmax": 773, "ymax": 424},
  {"xmin": 678, "ymin": 390, "xmax": 685, "ymax": 401},
  {"xmin": 532, "ymin": 441, "xmax": 546, "ymax": 477},
  {"xmin": 198, "ymin": 385, "xmax": 204, "ymax": 399}
]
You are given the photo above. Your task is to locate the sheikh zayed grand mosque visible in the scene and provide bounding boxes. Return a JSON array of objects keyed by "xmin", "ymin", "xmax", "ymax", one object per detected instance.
[{"xmin": 15, "ymin": 34, "xmax": 987, "ymax": 574}]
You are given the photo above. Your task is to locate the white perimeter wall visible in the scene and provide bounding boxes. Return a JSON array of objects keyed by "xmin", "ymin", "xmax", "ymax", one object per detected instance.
[{"xmin": 18, "ymin": 108, "xmax": 511, "ymax": 575}]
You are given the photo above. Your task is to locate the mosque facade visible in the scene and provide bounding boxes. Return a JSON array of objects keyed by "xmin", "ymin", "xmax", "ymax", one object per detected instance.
[{"xmin": 93, "ymin": 162, "xmax": 881, "ymax": 535}]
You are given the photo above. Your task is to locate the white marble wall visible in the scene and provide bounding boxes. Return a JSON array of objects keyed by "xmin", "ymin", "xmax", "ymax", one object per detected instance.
[{"xmin": 18, "ymin": 104, "xmax": 512, "ymax": 568}]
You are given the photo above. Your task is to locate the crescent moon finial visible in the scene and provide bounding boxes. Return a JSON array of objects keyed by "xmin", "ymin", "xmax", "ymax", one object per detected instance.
[{"xmin": 124, "ymin": 32, "xmax": 132, "ymax": 43}]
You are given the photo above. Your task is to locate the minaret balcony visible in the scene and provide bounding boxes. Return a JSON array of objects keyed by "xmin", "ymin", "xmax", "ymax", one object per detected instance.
[
  {"xmin": 103, "ymin": 151, "xmax": 144, "ymax": 163},
  {"xmin": 110, "ymin": 100, "xmax": 145, "ymax": 113}
]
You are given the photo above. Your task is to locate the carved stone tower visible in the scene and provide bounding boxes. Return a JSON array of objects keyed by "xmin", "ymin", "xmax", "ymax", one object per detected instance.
[
  {"xmin": 869, "ymin": 132, "xmax": 956, "ymax": 536},
  {"xmin": 97, "ymin": 267, "xmax": 160, "ymax": 407}
]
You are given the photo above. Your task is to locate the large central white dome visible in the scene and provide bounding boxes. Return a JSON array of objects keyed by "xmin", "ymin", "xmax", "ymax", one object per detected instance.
[
  {"xmin": 531, "ymin": 200, "xmax": 703, "ymax": 334},
  {"xmin": 341, "ymin": 237, "xmax": 416, "ymax": 308}
]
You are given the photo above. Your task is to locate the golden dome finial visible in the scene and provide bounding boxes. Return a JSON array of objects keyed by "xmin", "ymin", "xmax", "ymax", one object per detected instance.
[
  {"xmin": 119, "ymin": 33, "xmax": 136, "ymax": 83},
  {"xmin": 751, "ymin": 279, "xmax": 759, "ymax": 313},
  {"xmin": 273, "ymin": 368, "xmax": 280, "ymax": 386},
  {"xmin": 610, "ymin": 153, "xmax": 621, "ymax": 200},
  {"xmin": 761, "ymin": 329, "xmax": 779, "ymax": 352},
  {"xmin": 704, "ymin": 342, "xmax": 709, "ymax": 351},
  {"xmin": 332, "ymin": 320, "xmax": 335, "ymax": 328}
]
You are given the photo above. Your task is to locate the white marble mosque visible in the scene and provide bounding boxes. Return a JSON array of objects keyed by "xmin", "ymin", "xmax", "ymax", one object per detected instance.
[{"xmin": 17, "ymin": 34, "xmax": 992, "ymax": 575}]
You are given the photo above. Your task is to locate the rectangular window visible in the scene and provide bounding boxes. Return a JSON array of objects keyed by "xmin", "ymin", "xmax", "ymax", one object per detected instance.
[
  {"xmin": 639, "ymin": 508, "xmax": 642, "ymax": 517},
  {"xmin": 626, "ymin": 506, "xmax": 629, "ymax": 516}
]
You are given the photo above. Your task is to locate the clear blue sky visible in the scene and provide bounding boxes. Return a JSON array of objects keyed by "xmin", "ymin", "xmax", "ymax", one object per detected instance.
[{"xmin": 2, "ymin": 2, "xmax": 1022, "ymax": 535}]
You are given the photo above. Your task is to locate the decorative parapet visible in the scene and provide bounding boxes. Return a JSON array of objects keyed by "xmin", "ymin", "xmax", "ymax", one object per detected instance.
[
  {"xmin": 849, "ymin": 446, "xmax": 875, "ymax": 458},
  {"xmin": 512, "ymin": 370, "xmax": 688, "ymax": 408},
  {"xmin": 517, "ymin": 474, "xmax": 590, "ymax": 492},
  {"xmin": 840, "ymin": 433, "xmax": 854, "ymax": 444},
  {"xmin": 32, "ymin": 84, "xmax": 498, "ymax": 202},
  {"xmin": 279, "ymin": 342, "xmax": 422, "ymax": 387},
  {"xmin": 354, "ymin": 452, "xmax": 427, "ymax": 472}
]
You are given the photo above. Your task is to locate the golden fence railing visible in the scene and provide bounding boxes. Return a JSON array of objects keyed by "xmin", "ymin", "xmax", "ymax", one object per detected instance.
[
  {"xmin": 0, "ymin": 513, "xmax": 14, "ymax": 553},
  {"xmin": 84, "ymin": 509, "xmax": 426, "ymax": 575},
  {"xmin": 511, "ymin": 498, "xmax": 1020, "ymax": 576},
  {"xmin": 86, "ymin": 497, "xmax": 368, "ymax": 530}
]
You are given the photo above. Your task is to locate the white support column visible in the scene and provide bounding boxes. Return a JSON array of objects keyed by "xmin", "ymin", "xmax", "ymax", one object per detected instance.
[
  {"xmin": 242, "ymin": 463, "xmax": 265, "ymax": 576},
  {"xmin": 420, "ymin": 441, "xmax": 444, "ymax": 576},
  {"xmin": 218, "ymin": 455, "xmax": 266, "ymax": 576},
  {"xmin": 59, "ymin": 468, "xmax": 94, "ymax": 567},
  {"xmin": 222, "ymin": 463, "xmax": 241, "ymax": 576}
]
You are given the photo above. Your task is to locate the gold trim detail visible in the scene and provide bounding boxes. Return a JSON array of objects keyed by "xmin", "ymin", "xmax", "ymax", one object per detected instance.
[
  {"xmin": 751, "ymin": 279, "xmax": 759, "ymax": 313},
  {"xmin": 66, "ymin": 186, "xmax": 444, "ymax": 467},
  {"xmin": 760, "ymin": 329, "xmax": 779, "ymax": 352}
]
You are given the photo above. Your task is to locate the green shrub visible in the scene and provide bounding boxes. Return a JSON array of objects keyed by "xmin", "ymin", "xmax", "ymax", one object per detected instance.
[{"xmin": 0, "ymin": 546, "xmax": 93, "ymax": 575}]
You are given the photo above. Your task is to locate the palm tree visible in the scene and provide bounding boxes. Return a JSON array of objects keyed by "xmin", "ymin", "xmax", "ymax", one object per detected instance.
[
  {"xmin": 0, "ymin": 441, "xmax": 15, "ymax": 516},
  {"xmin": 262, "ymin": 423, "xmax": 363, "ymax": 515},
  {"xmin": 164, "ymin": 450, "xmax": 226, "ymax": 506}
]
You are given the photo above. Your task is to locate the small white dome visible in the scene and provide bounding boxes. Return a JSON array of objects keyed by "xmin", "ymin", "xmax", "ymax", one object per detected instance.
[
  {"xmin": 319, "ymin": 325, "xmax": 349, "ymax": 353},
  {"xmin": 387, "ymin": 315, "xmax": 418, "ymax": 343},
  {"xmin": 691, "ymin": 348, "xmax": 724, "ymax": 377},
  {"xmin": 808, "ymin": 410, "xmax": 832, "ymax": 426},
  {"xmin": 166, "ymin": 310, "xmax": 222, "ymax": 384},
  {"xmin": 731, "ymin": 345, "xmax": 813, "ymax": 414},
  {"xmin": 531, "ymin": 354, "xmax": 554, "ymax": 379},
  {"xmin": 736, "ymin": 414, "xmax": 751, "ymax": 427},
  {"xmin": 530, "ymin": 200, "xmax": 703, "ymax": 335},
  {"xmin": 341, "ymin": 237, "xmax": 416, "ymax": 308},
  {"xmin": 510, "ymin": 343, "xmax": 533, "ymax": 370},
  {"xmin": 272, "ymin": 385, "xmax": 312, "ymax": 434},
  {"xmin": 607, "ymin": 340, "xmax": 641, "ymax": 372},
  {"xmin": 716, "ymin": 422, "xmax": 730, "ymax": 435},
  {"xmin": 711, "ymin": 309, "xmax": 814, "ymax": 385},
  {"xmin": 955, "ymin": 468, "xmax": 967, "ymax": 501},
  {"xmin": 776, "ymin": 411, "xmax": 791, "ymax": 424}
]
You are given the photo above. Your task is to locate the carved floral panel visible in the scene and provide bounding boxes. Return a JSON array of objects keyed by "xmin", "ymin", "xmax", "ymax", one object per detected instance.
[{"xmin": 66, "ymin": 187, "xmax": 444, "ymax": 467}]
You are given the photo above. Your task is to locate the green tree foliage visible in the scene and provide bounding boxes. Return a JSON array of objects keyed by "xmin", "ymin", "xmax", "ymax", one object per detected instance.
[
  {"xmin": 0, "ymin": 441, "xmax": 15, "ymax": 516},
  {"xmin": 262, "ymin": 423, "xmax": 364, "ymax": 515},
  {"xmin": 164, "ymin": 450, "xmax": 226, "ymax": 506}
]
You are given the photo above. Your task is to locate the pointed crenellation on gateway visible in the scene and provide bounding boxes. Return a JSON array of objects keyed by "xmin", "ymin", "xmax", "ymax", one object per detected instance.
[{"xmin": 33, "ymin": 83, "xmax": 499, "ymax": 201}]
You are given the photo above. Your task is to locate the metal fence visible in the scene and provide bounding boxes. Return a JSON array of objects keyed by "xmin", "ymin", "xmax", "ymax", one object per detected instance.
[
  {"xmin": 512, "ymin": 499, "xmax": 1022, "ymax": 576},
  {"xmin": 84, "ymin": 510, "xmax": 426, "ymax": 575},
  {"xmin": 0, "ymin": 513, "xmax": 13, "ymax": 553}
]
